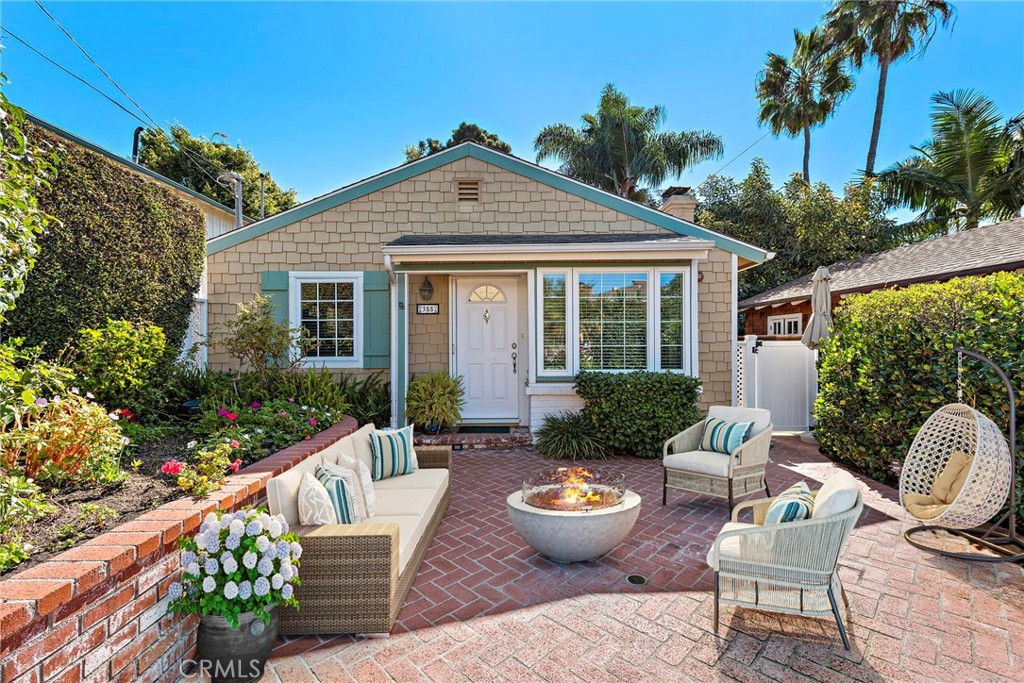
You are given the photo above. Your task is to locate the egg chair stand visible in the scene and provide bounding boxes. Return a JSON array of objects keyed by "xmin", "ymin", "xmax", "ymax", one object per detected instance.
[{"xmin": 903, "ymin": 348, "xmax": 1024, "ymax": 563}]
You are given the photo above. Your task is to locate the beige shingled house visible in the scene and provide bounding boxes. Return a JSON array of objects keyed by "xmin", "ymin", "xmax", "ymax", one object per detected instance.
[{"xmin": 205, "ymin": 143, "xmax": 773, "ymax": 429}]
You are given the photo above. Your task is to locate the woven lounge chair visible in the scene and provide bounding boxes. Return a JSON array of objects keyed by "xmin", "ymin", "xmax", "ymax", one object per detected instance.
[{"xmin": 662, "ymin": 406, "xmax": 773, "ymax": 510}]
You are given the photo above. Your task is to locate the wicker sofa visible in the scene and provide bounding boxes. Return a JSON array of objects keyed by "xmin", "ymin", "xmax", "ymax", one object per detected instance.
[{"xmin": 266, "ymin": 423, "xmax": 451, "ymax": 635}]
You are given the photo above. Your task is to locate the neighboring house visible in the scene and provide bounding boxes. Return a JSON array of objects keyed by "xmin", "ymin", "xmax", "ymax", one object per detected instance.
[
  {"xmin": 26, "ymin": 113, "xmax": 245, "ymax": 240},
  {"xmin": 740, "ymin": 218, "xmax": 1024, "ymax": 338},
  {"xmin": 205, "ymin": 143, "xmax": 773, "ymax": 429}
]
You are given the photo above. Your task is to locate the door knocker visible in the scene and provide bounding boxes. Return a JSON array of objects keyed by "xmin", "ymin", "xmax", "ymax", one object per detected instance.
[{"xmin": 483, "ymin": 309, "xmax": 491, "ymax": 324}]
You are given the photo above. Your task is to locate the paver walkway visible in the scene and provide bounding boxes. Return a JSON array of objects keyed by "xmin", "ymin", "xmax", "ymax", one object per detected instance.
[{"xmin": 265, "ymin": 437, "xmax": 1024, "ymax": 682}]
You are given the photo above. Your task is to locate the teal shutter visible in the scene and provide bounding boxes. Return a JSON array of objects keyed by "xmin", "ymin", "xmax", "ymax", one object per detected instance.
[
  {"xmin": 261, "ymin": 271, "xmax": 290, "ymax": 327},
  {"xmin": 363, "ymin": 271, "xmax": 390, "ymax": 369}
]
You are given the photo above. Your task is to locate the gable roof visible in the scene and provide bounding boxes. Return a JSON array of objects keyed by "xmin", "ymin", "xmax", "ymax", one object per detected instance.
[
  {"xmin": 205, "ymin": 141, "xmax": 773, "ymax": 264},
  {"xmin": 387, "ymin": 233, "xmax": 704, "ymax": 247},
  {"xmin": 26, "ymin": 113, "xmax": 242, "ymax": 220},
  {"xmin": 739, "ymin": 218, "xmax": 1024, "ymax": 310}
]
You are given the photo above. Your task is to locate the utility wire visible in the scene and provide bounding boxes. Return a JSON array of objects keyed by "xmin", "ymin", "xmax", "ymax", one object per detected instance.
[
  {"xmin": 32, "ymin": 0, "xmax": 234, "ymax": 187},
  {"xmin": 0, "ymin": 26, "xmax": 149, "ymax": 126}
]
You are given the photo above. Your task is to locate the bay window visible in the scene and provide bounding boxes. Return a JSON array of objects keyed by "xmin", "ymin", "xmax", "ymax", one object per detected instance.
[{"xmin": 537, "ymin": 266, "xmax": 692, "ymax": 376}]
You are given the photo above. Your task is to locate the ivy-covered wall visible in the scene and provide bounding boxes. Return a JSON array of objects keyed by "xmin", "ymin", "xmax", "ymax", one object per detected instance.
[{"xmin": 4, "ymin": 124, "xmax": 206, "ymax": 353}]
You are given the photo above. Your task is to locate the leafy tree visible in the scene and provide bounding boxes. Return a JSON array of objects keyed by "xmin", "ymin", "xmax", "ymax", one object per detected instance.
[
  {"xmin": 877, "ymin": 90, "xmax": 1024, "ymax": 236},
  {"xmin": 824, "ymin": 0, "xmax": 955, "ymax": 176},
  {"xmin": 756, "ymin": 28, "xmax": 854, "ymax": 183},
  {"xmin": 404, "ymin": 122, "xmax": 512, "ymax": 162},
  {"xmin": 137, "ymin": 125, "xmax": 297, "ymax": 218},
  {"xmin": 0, "ymin": 78, "xmax": 55, "ymax": 324},
  {"xmin": 534, "ymin": 84, "xmax": 724, "ymax": 206},
  {"xmin": 698, "ymin": 158, "xmax": 899, "ymax": 301}
]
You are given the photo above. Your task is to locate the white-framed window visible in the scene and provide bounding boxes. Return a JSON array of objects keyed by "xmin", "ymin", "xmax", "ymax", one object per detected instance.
[
  {"xmin": 537, "ymin": 266, "xmax": 691, "ymax": 376},
  {"xmin": 767, "ymin": 313, "xmax": 802, "ymax": 336},
  {"xmin": 288, "ymin": 271, "xmax": 364, "ymax": 368}
]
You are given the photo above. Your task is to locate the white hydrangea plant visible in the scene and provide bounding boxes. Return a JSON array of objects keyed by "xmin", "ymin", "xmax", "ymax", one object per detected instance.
[{"xmin": 167, "ymin": 507, "xmax": 302, "ymax": 629}]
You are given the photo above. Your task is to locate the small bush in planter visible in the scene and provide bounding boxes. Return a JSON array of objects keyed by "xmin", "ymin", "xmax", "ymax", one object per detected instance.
[
  {"xmin": 535, "ymin": 411, "xmax": 607, "ymax": 461},
  {"xmin": 405, "ymin": 371, "xmax": 465, "ymax": 432},
  {"xmin": 575, "ymin": 371, "xmax": 702, "ymax": 458}
]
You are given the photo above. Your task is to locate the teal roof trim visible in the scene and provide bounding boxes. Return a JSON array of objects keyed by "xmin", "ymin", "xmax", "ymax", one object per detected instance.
[
  {"xmin": 206, "ymin": 142, "xmax": 772, "ymax": 263},
  {"xmin": 26, "ymin": 113, "xmax": 242, "ymax": 219}
]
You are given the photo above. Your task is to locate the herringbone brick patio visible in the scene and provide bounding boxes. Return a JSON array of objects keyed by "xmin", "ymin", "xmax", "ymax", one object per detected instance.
[{"xmin": 264, "ymin": 437, "xmax": 1024, "ymax": 682}]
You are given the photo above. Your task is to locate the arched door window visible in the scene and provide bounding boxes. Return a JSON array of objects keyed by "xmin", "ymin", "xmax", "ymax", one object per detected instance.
[{"xmin": 468, "ymin": 284, "xmax": 506, "ymax": 302}]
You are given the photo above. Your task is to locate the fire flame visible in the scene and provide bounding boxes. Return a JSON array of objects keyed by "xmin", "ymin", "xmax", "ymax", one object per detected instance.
[{"xmin": 533, "ymin": 467, "xmax": 608, "ymax": 509}]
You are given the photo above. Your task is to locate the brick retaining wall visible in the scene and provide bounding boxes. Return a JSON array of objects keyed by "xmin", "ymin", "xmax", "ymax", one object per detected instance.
[{"xmin": 0, "ymin": 416, "xmax": 358, "ymax": 683}]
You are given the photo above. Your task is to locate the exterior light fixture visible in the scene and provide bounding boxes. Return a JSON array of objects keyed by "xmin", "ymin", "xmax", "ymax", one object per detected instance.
[{"xmin": 419, "ymin": 277, "xmax": 434, "ymax": 301}]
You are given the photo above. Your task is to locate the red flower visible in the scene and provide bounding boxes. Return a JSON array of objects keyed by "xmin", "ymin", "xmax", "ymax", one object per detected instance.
[
  {"xmin": 229, "ymin": 459, "xmax": 242, "ymax": 472},
  {"xmin": 304, "ymin": 435, "xmax": 311, "ymax": 440},
  {"xmin": 226, "ymin": 412, "xmax": 238, "ymax": 421},
  {"xmin": 309, "ymin": 418, "xmax": 318, "ymax": 426},
  {"xmin": 119, "ymin": 408, "xmax": 136, "ymax": 423},
  {"xmin": 161, "ymin": 459, "xmax": 184, "ymax": 475},
  {"xmin": 230, "ymin": 439, "xmax": 240, "ymax": 449}
]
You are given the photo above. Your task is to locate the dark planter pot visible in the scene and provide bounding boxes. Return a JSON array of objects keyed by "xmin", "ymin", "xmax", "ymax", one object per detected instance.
[
  {"xmin": 196, "ymin": 605, "xmax": 278, "ymax": 683},
  {"xmin": 423, "ymin": 421, "xmax": 441, "ymax": 435}
]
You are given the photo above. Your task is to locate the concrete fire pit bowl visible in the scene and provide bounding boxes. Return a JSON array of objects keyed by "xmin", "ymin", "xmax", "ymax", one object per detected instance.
[{"xmin": 506, "ymin": 489, "xmax": 642, "ymax": 563}]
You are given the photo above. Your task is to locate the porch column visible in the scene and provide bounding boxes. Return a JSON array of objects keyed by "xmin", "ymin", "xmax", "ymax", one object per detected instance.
[{"xmin": 391, "ymin": 272, "xmax": 409, "ymax": 428}]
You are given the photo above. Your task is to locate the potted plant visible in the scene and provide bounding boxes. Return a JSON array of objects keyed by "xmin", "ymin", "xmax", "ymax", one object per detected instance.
[
  {"xmin": 168, "ymin": 508, "xmax": 301, "ymax": 683},
  {"xmin": 405, "ymin": 371, "xmax": 465, "ymax": 434}
]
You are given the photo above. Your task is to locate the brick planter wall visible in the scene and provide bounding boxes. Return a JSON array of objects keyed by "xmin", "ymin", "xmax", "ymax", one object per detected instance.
[{"xmin": 0, "ymin": 416, "xmax": 357, "ymax": 683}]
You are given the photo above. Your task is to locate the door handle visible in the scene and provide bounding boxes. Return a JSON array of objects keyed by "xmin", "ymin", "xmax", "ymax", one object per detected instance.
[{"xmin": 511, "ymin": 351, "xmax": 518, "ymax": 375}]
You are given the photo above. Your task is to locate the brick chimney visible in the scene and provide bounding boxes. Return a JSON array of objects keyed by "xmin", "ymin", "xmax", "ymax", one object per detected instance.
[{"xmin": 660, "ymin": 186, "xmax": 698, "ymax": 222}]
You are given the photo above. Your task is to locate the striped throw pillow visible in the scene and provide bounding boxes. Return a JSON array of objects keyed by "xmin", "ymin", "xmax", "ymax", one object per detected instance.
[
  {"xmin": 369, "ymin": 425, "xmax": 418, "ymax": 481},
  {"xmin": 314, "ymin": 464, "xmax": 356, "ymax": 524},
  {"xmin": 318, "ymin": 461, "xmax": 368, "ymax": 522},
  {"xmin": 699, "ymin": 417, "xmax": 755, "ymax": 455},
  {"xmin": 764, "ymin": 481, "xmax": 815, "ymax": 524}
]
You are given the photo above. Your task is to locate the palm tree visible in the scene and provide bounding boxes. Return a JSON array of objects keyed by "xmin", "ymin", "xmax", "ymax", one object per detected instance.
[
  {"xmin": 878, "ymin": 90, "xmax": 1024, "ymax": 236},
  {"xmin": 534, "ymin": 84, "xmax": 724, "ymax": 205},
  {"xmin": 756, "ymin": 28, "xmax": 854, "ymax": 184},
  {"xmin": 824, "ymin": 0, "xmax": 955, "ymax": 176}
]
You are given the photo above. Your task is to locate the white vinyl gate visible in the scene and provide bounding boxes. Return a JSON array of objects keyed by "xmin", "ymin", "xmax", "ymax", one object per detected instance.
[{"xmin": 737, "ymin": 336, "xmax": 817, "ymax": 432}]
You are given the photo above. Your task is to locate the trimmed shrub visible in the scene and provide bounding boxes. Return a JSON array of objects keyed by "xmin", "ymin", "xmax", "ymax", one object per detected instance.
[
  {"xmin": 535, "ymin": 411, "xmax": 607, "ymax": 461},
  {"xmin": 73, "ymin": 320, "xmax": 168, "ymax": 413},
  {"xmin": 815, "ymin": 272, "xmax": 1024, "ymax": 524},
  {"xmin": 575, "ymin": 371, "xmax": 702, "ymax": 458},
  {"xmin": 5, "ymin": 124, "xmax": 205, "ymax": 353}
]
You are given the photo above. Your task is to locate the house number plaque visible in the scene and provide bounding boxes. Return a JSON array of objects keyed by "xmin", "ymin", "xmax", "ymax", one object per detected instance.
[{"xmin": 416, "ymin": 304, "xmax": 440, "ymax": 315}]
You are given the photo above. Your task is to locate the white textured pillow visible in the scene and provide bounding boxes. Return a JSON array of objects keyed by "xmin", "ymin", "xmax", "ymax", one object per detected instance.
[
  {"xmin": 297, "ymin": 472, "xmax": 336, "ymax": 525},
  {"xmin": 319, "ymin": 461, "xmax": 368, "ymax": 522},
  {"xmin": 338, "ymin": 451, "xmax": 375, "ymax": 518},
  {"xmin": 812, "ymin": 471, "xmax": 860, "ymax": 519}
]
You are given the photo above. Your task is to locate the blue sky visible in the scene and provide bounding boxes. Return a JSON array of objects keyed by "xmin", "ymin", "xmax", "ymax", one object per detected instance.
[{"xmin": 2, "ymin": 1, "xmax": 1022, "ymax": 207}]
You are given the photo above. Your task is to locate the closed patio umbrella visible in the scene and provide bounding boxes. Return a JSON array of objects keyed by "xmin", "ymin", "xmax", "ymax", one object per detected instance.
[{"xmin": 801, "ymin": 266, "xmax": 833, "ymax": 349}]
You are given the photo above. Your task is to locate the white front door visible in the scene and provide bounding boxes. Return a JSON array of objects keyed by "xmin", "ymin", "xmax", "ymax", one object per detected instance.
[{"xmin": 455, "ymin": 277, "xmax": 520, "ymax": 422}]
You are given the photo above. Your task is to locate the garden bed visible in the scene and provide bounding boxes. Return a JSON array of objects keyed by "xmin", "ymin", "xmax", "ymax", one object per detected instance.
[{"xmin": 1, "ymin": 430, "xmax": 190, "ymax": 576}]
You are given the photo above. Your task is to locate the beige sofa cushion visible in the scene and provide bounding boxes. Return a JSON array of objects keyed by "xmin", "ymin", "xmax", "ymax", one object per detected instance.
[
  {"xmin": 374, "ymin": 485, "xmax": 446, "ymax": 521},
  {"xmin": 372, "ymin": 468, "xmax": 449, "ymax": 492},
  {"xmin": 267, "ymin": 453, "xmax": 326, "ymax": 527},
  {"xmin": 705, "ymin": 521, "xmax": 758, "ymax": 568},
  {"xmin": 664, "ymin": 450, "xmax": 731, "ymax": 477},
  {"xmin": 348, "ymin": 423, "xmax": 376, "ymax": 473},
  {"xmin": 364, "ymin": 514, "xmax": 427, "ymax": 574}
]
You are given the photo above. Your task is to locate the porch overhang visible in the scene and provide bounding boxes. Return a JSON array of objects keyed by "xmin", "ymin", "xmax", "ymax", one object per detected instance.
[{"xmin": 382, "ymin": 233, "xmax": 715, "ymax": 267}]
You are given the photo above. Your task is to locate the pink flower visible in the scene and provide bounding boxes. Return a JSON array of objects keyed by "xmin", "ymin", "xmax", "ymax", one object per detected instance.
[
  {"xmin": 309, "ymin": 418, "xmax": 318, "ymax": 426},
  {"xmin": 230, "ymin": 439, "xmax": 240, "ymax": 449},
  {"xmin": 304, "ymin": 435, "xmax": 311, "ymax": 440},
  {"xmin": 161, "ymin": 459, "xmax": 184, "ymax": 475},
  {"xmin": 229, "ymin": 459, "xmax": 242, "ymax": 472},
  {"xmin": 288, "ymin": 398, "xmax": 295, "ymax": 403},
  {"xmin": 280, "ymin": 411, "xmax": 289, "ymax": 418},
  {"xmin": 251, "ymin": 401, "xmax": 261, "ymax": 410},
  {"xmin": 218, "ymin": 406, "xmax": 229, "ymax": 417},
  {"xmin": 226, "ymin": 412, "xmax": 238, "ymax": 421}
]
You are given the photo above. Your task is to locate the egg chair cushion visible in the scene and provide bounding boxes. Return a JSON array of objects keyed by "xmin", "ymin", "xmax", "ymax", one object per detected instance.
[
  {"xmin": 903, "ymin": 493, "xmax": 949, "ymax": 520},
  {"xmin": 931, "ymin": 450, "xmax": 974, "ymax": 504}
]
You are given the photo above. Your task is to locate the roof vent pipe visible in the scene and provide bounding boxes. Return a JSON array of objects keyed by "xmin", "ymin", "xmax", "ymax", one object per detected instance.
[
  {"xmin": 259, "ymin": 172, "xmax": 266, "ymax": 219},
  {"xmin": 131, "ymin": 126, "xmax": 144, "ymax": 164},
  {"xmin": 218, "ymin": 171, "xmax": 244, "ymax": 228}
]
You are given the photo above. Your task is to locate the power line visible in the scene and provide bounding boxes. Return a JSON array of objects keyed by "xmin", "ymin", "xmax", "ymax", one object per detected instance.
[
  {"xmin": 0, "ymin": 27, "xmax": 148, "ymax": 126},
  {"xmin": 32, "ymin": 0, "xmax": 233, "ymax": 186}
]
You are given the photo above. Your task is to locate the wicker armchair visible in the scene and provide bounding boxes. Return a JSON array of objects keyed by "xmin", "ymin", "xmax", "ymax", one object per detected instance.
[
  {"xmin": 707, "ymin": 488, "xmax": 864, "ymax": 649},
  {"xmin": 662, "ymin": 406, "xmax": 773, "ymax": 510},
  {"xmin": 280, "ymin": 445, "xmax": 451, "ymax": 635}
]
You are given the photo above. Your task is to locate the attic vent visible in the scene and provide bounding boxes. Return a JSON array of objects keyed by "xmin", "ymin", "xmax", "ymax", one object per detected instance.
[{"xmin": 456, "ymin": 179, "xmax": 481, "ymax": 203}]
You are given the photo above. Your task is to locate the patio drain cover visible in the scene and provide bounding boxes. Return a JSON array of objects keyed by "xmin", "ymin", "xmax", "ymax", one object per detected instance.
[{"xmin": 626, "ymin": 574, "xmax": 648, "ymax": 586}]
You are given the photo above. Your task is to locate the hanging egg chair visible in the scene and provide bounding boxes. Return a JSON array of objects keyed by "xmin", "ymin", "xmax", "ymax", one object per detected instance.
[
  {"xmin": 899, "ymin": 348, "xmax": 1023, "ymax": 562},
  {"xmin": 899, "ymin": 404, "xmax": 1011, "ymax": 529}
]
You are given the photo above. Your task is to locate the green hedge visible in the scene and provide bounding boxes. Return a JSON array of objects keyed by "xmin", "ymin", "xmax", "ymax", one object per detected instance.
[
  {"xmin": 815, "ymin": 272, "xmax": 1024, "ymax": 524},
  {"xmin": 4, "ymin": 124, "xmax": 205, "ymax": 353},
  {"xmin": 575, "ymin": 371, "xmax": 702, "ymax": 458}
]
